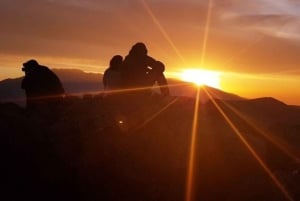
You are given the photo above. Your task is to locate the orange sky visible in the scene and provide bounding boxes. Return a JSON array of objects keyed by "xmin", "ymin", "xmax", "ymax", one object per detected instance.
[{"xmin": 0, "ymin": 0, "xmax": 299, "ymax": 105}]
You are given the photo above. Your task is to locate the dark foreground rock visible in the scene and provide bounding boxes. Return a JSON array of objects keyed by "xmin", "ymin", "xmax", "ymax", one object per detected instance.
[{"xmin": 1, "ymin": 94, "xmax": 300, "ymax": 201}]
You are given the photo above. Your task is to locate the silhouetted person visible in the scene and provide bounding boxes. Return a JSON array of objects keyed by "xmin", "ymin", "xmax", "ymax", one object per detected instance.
[
  {"xmin": 21, "ymin": 59, "xmax": 65, "ymax": 112},
  {"xmin": 103, "ymin": 55, "xmax": 123, "ymax": 91},
  {"xmin": 121, "ymin": 42, "xmax": 170, "ymax": 96}
]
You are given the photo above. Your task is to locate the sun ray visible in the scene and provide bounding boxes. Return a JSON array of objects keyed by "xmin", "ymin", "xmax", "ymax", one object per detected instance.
[
  {"xmin": 180, "ymin": 68, "xmax": 221, "ymax": 89},
  {"xmin": 139, "ymin": 0, "xmax": 186, "ymax": 65},
  {"xmin": 133, "ymin": 97, "xmax": 179, "ymax": 132},
  {"xmin": 185, "ymin": 87, "xmax": 201, "ymax": 201},
  {"xmin": 222, "ymin": 35, "xmax": 264, "ymax": 68},
  {"xmin": 221, "ymin": 19, "xmax": 291, "ymax": 69},
  {"xmin": 185, "ymin": 1, "xmax": 214, "ymax": 200},
  {"xmin": 223, "ymin": 101, "xmax": 300, "ymax": 164},
  {"xmin": 200, "ymin": 0, "xmax": 213, "ymax": 67},
  {"xmin": 6, "ymin": 82, "xmax": 190, "ymax": 105},
  {"xmin": 202, "ymin": 87, "xmax": 295, "ymax": 201},
  {"xmin": 204, "ymin": 87, "xmax": 300, "ymax": 164},
  {"xmin": 102, "ymin": 82, "xmax": 189, "ymax": 96}
]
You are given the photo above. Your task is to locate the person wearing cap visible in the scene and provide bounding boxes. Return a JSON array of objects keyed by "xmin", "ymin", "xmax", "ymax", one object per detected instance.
[{"xmin": 21, "ymin": 59, "xmax": 65, "ymax": 111}]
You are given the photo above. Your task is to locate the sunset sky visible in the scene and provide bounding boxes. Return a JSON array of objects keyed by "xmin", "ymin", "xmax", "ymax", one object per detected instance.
[{"xmin": 0, "ymin": 0, "xmax": 299, "ymax": 105}]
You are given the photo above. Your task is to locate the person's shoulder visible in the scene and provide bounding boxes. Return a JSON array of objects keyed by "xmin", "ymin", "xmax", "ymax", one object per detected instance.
[
  {"xmin": 146, "ymin": 55, "xmax": 156, "ymax": 63},
  {"xmin": 104, "ymin": 68, "xmax": 112, "ymax": 74},
  {"xmin": 40, "ymin": 65, "xmax": 57, "ymax": 74},
  {"xmin": 37, "ymin": 65, "xmax": 51, "ymax": 72},
  {"xmin": 123, "ymin": 55, "xmax": 134, "ymax": 62}
]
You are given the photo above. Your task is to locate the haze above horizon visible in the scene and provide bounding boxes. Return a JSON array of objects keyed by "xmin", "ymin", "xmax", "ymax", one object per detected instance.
[{"xmin": 0, "ymin": 0, "xmax": 299, "ymax": 105}]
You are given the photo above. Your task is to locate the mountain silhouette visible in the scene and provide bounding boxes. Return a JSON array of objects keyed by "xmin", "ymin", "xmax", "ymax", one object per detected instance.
[
  {"xmin": 1, "ymin": 69, "xmax": 300, "ymax": 200},
  {"xmin": 168, "ymin": 78, "xmax": 245, "ymax": 102},
  {"xmin": 1, "ymin": 69, "xmax": 246, "ymax": 107},
  {"xmin": 53, "ymin": 69, "xmax": 103, "ymax": 94},
  {"xmin": 1, "ymin": 90, "xmax": 300, "ymax": 200},
  {"xmin": 0, "ymin": 77, "xmax": 25, "ymax": 106},
  {"xmin": 0, "ymin": 69, "xmax": 103, "ymax": 106}
]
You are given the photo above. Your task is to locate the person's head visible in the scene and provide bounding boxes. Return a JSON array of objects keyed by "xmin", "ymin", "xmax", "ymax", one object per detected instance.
[
  {"xmin": 129, "ymin": 42, "xmax": 147, "ymax": 56},
  {"xmin": 109, "ymin": 55, "xmax": 123, "ymax": 71},
  {"xmin": 22, "ymin": 59, "xmax": 39, "ymax": 73}
]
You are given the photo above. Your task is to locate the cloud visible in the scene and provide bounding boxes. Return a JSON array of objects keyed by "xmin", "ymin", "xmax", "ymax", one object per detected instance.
[
  {"xmin": 226, "ymin": 14, "xmax": 300, "ymax": 41},
  {"xmin": 0, "ymin": 1, "xmax": 138, "ymax": 58},
  {"xmin": 0, "ymin": 0, "xmax": 211, "ymax": 62},
  {"xmin": 1, "ymin": 0, "xmax": 300, "ymax": 75},
  {"xmin": 215, "ymin": 0, "xmax": 300, "ymax": 41}
]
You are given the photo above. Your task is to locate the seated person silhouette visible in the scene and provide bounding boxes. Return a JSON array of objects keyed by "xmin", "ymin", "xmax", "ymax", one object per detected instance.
[
  {"xmin": 21, "ymin": 59, "xmax": 65, "ymax": 111},
  {"xmin": 121, "ymin": 42, "xmax": 170, "ymax": 96},
  {"xmin": 103, "ymin": 55, "xmax": 123, "ymax": 91}
]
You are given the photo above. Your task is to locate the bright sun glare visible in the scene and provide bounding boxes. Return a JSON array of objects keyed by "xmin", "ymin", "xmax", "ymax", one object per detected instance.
[{"xmin": 180, "ymin": 69, "xmax": 221, "ymax": 89}]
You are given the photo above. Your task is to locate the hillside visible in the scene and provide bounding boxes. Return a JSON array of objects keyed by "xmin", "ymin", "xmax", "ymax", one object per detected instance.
[
  {"xmin": 0, "ymin": 69, "xmax": 103, "ymax": 106},
  {"xmin": 0, "ymin": 69, "xmax": 244, "ymax": 106},
  {"xmin": 1, "ymin": 93, "xmax": 300, "ymax": 201},
  {"xmin": 168, "ymin": 78, "xmax": 244, "ymax": 102},
  {"xmin": 53, "ymin": 69, "xmax": 103, "ymax": 94}
]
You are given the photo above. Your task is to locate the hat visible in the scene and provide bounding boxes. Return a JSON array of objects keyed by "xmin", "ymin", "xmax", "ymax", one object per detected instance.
[
  {"xmin": 23, "ymin": 59, "xmax": 39, "ymax": 68},
  {"xmin": 22, "ymin": 59, "xmax": 39, "ymax": 72}
]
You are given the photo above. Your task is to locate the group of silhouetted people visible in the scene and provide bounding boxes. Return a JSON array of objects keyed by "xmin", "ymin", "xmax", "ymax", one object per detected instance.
[
  {"xmin": 21, "ymin": 42, "xmax": 170, "ymax": 112},
  {"xmin": 103, "ymin": 42, "xmax": 170, "ymax": 96}
]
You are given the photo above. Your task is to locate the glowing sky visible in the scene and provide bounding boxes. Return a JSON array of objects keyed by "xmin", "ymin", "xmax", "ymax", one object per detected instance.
[{"xmin": 0, "ymin": 0, "xmax": 299, "ymax": 104}]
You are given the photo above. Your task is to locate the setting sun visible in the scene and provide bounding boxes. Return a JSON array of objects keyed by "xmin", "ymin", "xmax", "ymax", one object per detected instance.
[{"xmin": 180, "ymin": 69, "xmax": 221, "ymax": 89}]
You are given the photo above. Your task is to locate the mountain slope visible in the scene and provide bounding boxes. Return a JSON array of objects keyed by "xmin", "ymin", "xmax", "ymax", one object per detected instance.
[
  {"xmin": 0, "ymin": 77, "xmax": 25, "ymax": 106},
  {"xmin": 0, "ymin": 69, "xmax": 103, "ymax": 106},
  {"xmin": 0, "ymin": 69, "xmax": 245, "ymax": 106},
  {"xmin": 168, "ymin": 78, "xmax": 245, "ymax": 102},
  {"xmin": 1, "ymin": 94, "xmax": 299, "ymax": 201}
]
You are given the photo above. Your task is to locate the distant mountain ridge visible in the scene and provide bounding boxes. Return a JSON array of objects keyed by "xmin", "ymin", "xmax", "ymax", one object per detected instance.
[
  {"xmin": 53, "ymin": 69, "xmax": 103, "ymax": 94},
  {"xmin": 1, "ymin": 89, "xmax": 300, "ymax": 201},
  {"xmin": 0, "ymin": 69, "xmax": 103, "ymax": 106},
  {"xmin": 0, "ymin": 68, "xmax": 293, "ymax": 107},
  {"xmin": 167, "ymin": 78, "xmax": 244, "ymax": 103},
  {"xmin": 1, "ymin": 70, "xmax": 300, "ymax": 201}
]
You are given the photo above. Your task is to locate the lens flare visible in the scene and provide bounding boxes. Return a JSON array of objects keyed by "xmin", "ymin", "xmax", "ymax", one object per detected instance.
[
  {"xmin": 181, "ymin": 69, "xmax": 221, "ymax": 89},
  {"xmin": 202, "ymin": 87, "xmax": 295, "ymax": 201}
]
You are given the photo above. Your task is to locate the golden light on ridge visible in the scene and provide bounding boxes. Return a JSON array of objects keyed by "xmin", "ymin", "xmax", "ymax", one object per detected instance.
[{"xmin": 180, "ymin": 68, "xmax": 221, "ymax": 89}]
